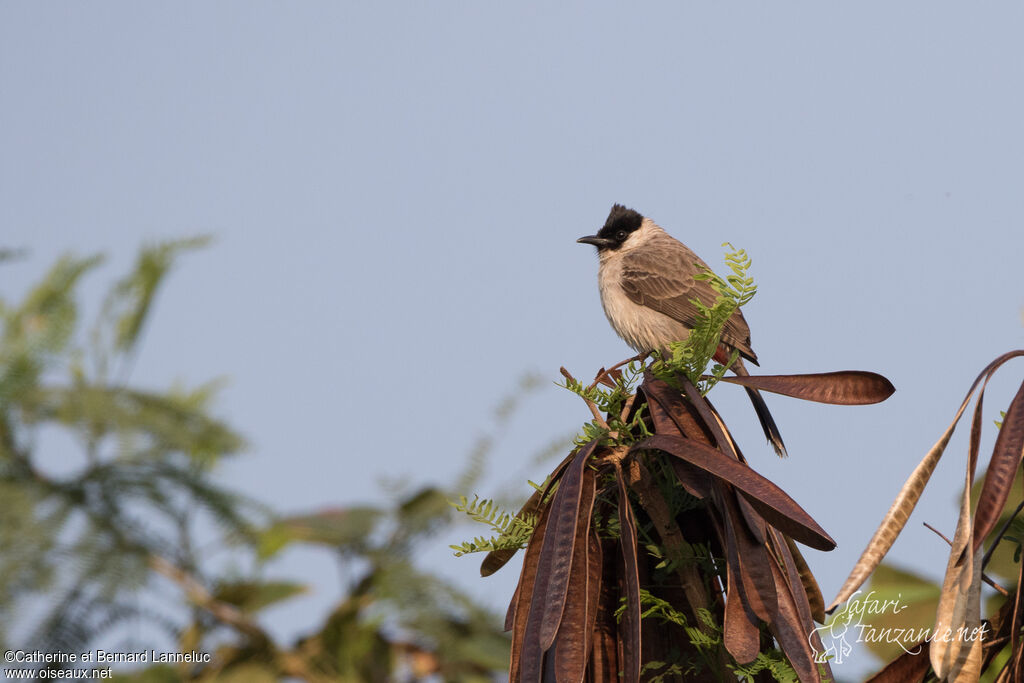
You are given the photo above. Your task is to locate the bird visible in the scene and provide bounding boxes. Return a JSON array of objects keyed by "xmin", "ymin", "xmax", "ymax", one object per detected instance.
[{"xmin": 577, "ymin": 203, "xmax": 787, "ymax": 458}]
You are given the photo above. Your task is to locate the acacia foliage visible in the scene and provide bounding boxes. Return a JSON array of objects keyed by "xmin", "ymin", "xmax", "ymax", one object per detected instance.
[{"xmin": 0, "ymin": 243, "xmax": 510, "ymax": 682}]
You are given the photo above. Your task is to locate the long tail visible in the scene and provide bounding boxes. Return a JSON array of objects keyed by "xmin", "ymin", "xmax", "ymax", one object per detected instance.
[{"xmin": 732, "ymin": 359, "xmax": 788, "ymax": 458}]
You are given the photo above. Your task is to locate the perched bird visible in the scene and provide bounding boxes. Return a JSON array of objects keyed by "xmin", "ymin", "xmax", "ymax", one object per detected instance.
[{"xmin": 578, "ymin": 204, "xmax": 787, "ymax": 457}]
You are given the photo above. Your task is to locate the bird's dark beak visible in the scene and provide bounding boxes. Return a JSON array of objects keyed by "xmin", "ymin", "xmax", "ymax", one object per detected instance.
[{"xmin": 577, "ymin": 235, "xmax": 615, "ymax": 248}]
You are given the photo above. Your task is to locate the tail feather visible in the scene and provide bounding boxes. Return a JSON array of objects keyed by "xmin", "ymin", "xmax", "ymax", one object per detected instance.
[
  {"xmin": 743, "ymin": 386, "xmax": 788, "ymax": 458},
  {"xmin": 732, "ymin": 358, "xmax": 788, "ymax": 458}
]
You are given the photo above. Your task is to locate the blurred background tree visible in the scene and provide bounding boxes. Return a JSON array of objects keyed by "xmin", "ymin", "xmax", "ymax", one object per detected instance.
[{"xmin": 0, "ymin": 243, "xmax": 511, "ymax": 682}]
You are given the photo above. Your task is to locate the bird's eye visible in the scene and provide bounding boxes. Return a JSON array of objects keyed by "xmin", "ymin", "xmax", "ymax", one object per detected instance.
[{"xmin": 616, "ymin": 230, "xmax": 628, "ymax": 241}]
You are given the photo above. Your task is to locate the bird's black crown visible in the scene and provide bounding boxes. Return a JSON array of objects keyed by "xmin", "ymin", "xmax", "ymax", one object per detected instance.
[{"xmin": 596, "ymin": 204, "xmax": 644, "ymax": 246}]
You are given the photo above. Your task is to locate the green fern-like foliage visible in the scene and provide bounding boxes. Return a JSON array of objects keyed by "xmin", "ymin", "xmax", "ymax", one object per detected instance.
[
  {"xmin": 558, "ymin": 359, "xmax": 650, "ymax": 446},
  {"xmin": 2, "ymin": 244, "xmax": 517, "ymax": 681},
  {"xmin": 0, "ymin": 240, "xmax": 262, "ymax": 656},
  {"xmin": 622, "ymin": 592, "xmax": 798, "ymax": 683},
  {"xmin": 631, "ymin": 588, "xmax": 691, "ymax": 626},
  {"xmin": 448, "ymin": 495, "xmax": 536, "ymax": 556},
  {"xmin": 620, "ymin": 595, "xmax": 725, "ymax": 682},
  {"xmin": 730, "ymin": 650, "xmax": 801, "ymax": 683}
]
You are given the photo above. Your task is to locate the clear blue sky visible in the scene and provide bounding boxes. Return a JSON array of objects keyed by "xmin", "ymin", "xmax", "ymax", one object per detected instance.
[{"xmin": 3, "ymin": 3, "xmax": 1023, "ymax": 679}]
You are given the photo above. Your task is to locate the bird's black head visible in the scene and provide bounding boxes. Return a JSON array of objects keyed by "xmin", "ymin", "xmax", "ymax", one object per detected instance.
[{"xmin": 577, "ymin": 204, "xmax": 644, "ymax": 250}]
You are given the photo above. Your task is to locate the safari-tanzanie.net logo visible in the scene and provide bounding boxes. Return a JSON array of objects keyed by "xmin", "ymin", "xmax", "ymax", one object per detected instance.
[{"xmin": 810, "ymin": 590, "xmax": 989, "ymax": 665}]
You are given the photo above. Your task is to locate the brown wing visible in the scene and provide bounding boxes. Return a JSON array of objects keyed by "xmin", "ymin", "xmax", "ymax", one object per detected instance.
[{"xmin": 619, "ymin": 242, "xmax": 758, "ymax": 363}]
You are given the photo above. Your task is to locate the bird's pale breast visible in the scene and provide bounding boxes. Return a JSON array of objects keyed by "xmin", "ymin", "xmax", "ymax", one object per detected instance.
[{"xmin": 597, "ymin": 256, "xmax": 692, "ymax": 353}]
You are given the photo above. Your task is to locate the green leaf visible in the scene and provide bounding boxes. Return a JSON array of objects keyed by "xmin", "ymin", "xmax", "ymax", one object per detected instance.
[
  {"xmin": 449, "ymin": 495, "xmax": 536, "ymax": 556},
  {"xmin": 0, "ymin": 254, "xmax": 103, "ymax": 404},
  {"xmin": 273, "ymin": 506, "xmax": 384, "ymax": 548},
  {"xmin": 856, "ymin": 563, "xmax": 941, "ymax": 662},
  {"xmin": 212, "ymin": 579, "xmax": 308, "ymax": 613},
  {"xmin": 3, "ymin": 253, "xmax": 103, "ymax": 352},
  {"xmin": 102, "ymin": 236, "xmax": 211, "ymax": 354},
  {"xmin": 17, "ymin": 383, "xmax": 243, "ymax": 464}
]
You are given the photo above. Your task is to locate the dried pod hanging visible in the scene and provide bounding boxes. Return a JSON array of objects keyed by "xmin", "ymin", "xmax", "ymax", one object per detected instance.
[{"xmin": 485, "ymin": 361, "xmax": 894, "ymax": 683}]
